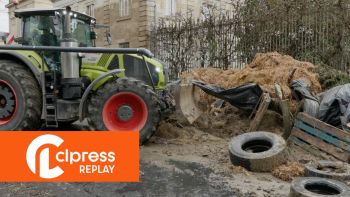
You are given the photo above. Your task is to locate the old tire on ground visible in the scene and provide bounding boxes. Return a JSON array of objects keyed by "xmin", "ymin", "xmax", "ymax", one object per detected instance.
[
  {"xmin": 289, "ymin": 177, "xmax": 350, "ymax": 197},
  {"xmin": 88, "ymin": 77, "xmax": 161, "ymax": 145},
  {"xmin": 305, "ymin": 160, "xmax": 350, "ymax": 182},
  {"xmin": 229, "ymin": 131, "xmax": 287, "ymax": 172},
  {"xmin": 0, "ymin": 60, "xmax": 42, "ymax": 130}
]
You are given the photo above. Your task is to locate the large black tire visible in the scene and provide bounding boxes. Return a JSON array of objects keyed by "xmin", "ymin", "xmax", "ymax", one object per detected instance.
[
  {"xmin": 305, "ymin": 160, "xmax": 350, "ymax": 182},
  {"xmin": 88, "ymin": 77, "xmax": 161, "ymax": 145},
  {"xmin": 289, "ymin": 177, "xmax": 350, "ymax": 197},
  {"xmin": 0, "ymin": 60, "xmax": 42, "ymax": 130},
  {"xmin": 229, "ymin": 131, "xmax": 287, "ymax": 172}
]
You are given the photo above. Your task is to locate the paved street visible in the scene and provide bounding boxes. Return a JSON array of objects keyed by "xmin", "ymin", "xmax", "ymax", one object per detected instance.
[
  {"xmin": 0, "ymin": 123, "xmax": 238, "ymax": 197},
  {"xmin": 0, "ymin": 161, "xmax": 237, "ymax": 197}
]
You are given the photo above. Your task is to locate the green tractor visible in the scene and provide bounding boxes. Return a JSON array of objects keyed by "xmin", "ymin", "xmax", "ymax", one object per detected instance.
[{"xmin": 0, "ymin": 7, "xmax": 171, "ymax": 144}]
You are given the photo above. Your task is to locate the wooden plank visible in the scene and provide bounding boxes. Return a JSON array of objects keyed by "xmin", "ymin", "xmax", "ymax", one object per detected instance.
[
  {"xmin": 281, "ymin": 99, "xmax": 293, "ymax": 139},
  {"xmin": 249, "ymin": 93, "xmax": 271, "ymax": 131},
  {"xmin": 297, "ymin": 113, "xmax": 350, "ymax": 143},
  {"xmin": 289, "ymin": 136, "xmax": 309, "ymax": 146},
  {"xmin": 274, "ymin": 84, "xmax": 283, "ymax": 100},
  {"xmin": 273, "ymin": 83, "xmax": 292, "ymax": 139},
  {"xmin": 289, "ymin": 136, "xmax": 330, "ymax": 159},
  {"xmin": 248, "ymin": 94, "xmax": 264, "ymax": 120},
  {"xmin": 291, "ymin": 128, "xmax": 349, "ymax": 162},
  {"xmin": 295, "ymin": 120, "xmax": 350, "ymax": 152}
]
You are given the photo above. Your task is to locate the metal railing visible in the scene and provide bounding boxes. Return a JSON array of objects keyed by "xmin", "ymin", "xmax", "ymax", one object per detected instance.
[{"xmin": 150, "ymin": 2, "xmax": 350, "ymax": 79}]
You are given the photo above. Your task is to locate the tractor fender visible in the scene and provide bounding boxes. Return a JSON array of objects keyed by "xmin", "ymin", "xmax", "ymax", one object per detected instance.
[
  {"xmin": 79, "ymin": 69, "xmax": 124, "ymax": 121},
  {"xmin": 0, "ymin": 51, "xmax": 42, "ymax": 84}
]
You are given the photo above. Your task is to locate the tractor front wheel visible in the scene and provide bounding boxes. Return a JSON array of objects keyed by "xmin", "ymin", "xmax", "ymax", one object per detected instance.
[
  {"xmin": 88, "ymin": 78, "xmax": 161, "ymax": 144},
  {"xmin": 0, "ymin": 60, "xmax": 42, "ymax": 130}
]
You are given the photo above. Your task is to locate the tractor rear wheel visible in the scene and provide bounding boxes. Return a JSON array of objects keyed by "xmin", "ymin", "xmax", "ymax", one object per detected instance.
[
  {"xmin": 0, "ymin": 60, "xmax": 42, "ymax": 130},
  {"xmin": 87, "ymin": 77, "xmax": 161, "ymax": 144}
]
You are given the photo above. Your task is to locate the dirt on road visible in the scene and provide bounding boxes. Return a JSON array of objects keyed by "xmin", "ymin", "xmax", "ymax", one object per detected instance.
[
  {"xmin": 145, "ymin": 104, "xmax": 329, "ymax": 197},
  {"xmin": 2, "ymin": 107, "xmax": 327, "ymax": 197}
]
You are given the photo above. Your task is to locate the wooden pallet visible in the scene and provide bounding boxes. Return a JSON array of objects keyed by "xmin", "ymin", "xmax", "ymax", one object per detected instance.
[
  {"xmin": 289, "ymin": 113, "xmax": 350, "ymax": 162},
  {"xmin": 248, "ymin": 93, "xmax": 271, "ymax": 132}
]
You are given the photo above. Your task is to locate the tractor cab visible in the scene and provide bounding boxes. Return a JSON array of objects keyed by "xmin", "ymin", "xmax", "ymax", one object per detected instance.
[
  {"xmin": 15, "ymin": 8, "xmax": 96, "ymax": 47},
  {"xmin": 15, "ymin": 7, "xmax": 97, "ymax": 73}
]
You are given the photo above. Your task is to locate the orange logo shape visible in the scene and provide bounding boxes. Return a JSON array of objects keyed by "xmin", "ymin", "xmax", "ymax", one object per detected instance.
[{"xmin": 0, "ymin": 131, "xmax": 139, "ymax": 182}]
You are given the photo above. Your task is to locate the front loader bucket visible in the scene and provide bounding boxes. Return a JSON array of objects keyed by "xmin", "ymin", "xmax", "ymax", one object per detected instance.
[{"xmin": 175, "ymin": 82, "xmax": 203, "ymax": 124}]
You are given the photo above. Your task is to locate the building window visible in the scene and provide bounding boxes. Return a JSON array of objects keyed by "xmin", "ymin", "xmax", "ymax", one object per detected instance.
[
  {"xmin": 119, "ymin": 0, "xmax": 131, "ymax": 17},
  {"xmin": 119, "ymin": 42, "xmax": 129, "ymax": 48},
  {"xmin": 165, "ymin": 0, "xmax": 176, "ymax": 16},
  {"xmin": 87, "ymin": 4, "xmax": 95, "ymax": 17}
]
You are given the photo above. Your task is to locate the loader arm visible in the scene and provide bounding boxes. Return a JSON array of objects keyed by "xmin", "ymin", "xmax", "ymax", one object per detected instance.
[{"xmin": 174, "ymin": 81, "xmax": 204, "ymax": 124}]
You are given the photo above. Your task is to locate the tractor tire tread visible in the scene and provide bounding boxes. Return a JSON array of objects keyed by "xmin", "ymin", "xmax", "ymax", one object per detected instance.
[
  {"xmin": 0, "ymin": 60, "xmax": 41, "ymax": 130},
  {"xmin": 88, "ymin": 77, "xmax": 161, "ymax": 144}
]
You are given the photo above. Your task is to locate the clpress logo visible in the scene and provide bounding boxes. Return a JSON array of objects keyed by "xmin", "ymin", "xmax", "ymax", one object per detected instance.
[
  {"xmin": 0, "ymin": 131, "xmax": 139, "ymax": 182},
  {"xmin": 26, "ymin": 134, "xmax": 64, "ymax": 179}
]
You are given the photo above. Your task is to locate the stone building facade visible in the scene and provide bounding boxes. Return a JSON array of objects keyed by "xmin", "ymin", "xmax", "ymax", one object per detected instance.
[{"xmin": 7, "ymin": 0, "xmax": 234, "ymax": 48}]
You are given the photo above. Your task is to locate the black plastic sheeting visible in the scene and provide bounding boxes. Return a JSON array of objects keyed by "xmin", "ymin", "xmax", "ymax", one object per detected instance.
[
  {"xmin": 192, "ymin": 80, "xmax": 263, "ymax": 112},
  {"xmin": 318, "ymin": 84, "xmax": 350, "ymax": 128},
  {"xmin": 290, "ymin": 80, "xmax": 320, "ymax": 118},
  {"xmin": 290, "ymin": 80, "xmax": 318, "ymax": 102},
  {"xmin": 303, "ymin": 99, "xmax": 320, "ymax": 118},
  {"xmin": 291, "ymin": 79, "xmax": 350, "ymax": 128}
]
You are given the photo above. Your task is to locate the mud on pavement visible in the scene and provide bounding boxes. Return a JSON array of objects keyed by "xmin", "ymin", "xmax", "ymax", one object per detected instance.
[
  {"xmin": 144, "ymin": 105, "xmax": 327, "ymax": 197},
  {"xmin": 145, "ymin": 52, "xmax": 325, "ymax": 197},
  {"xmin": 0, "ymin": 106, "xmax": 324, "ymax": 197}
]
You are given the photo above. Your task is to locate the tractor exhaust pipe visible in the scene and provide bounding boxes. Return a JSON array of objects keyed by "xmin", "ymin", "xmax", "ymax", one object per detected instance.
[
  {"xmin": 61, "ymin": 6, "xmax": 80, "ymax": 79},
  {"xmin": 60, "ymin": 41, "xmax": 79, "ymax": 79},
  {"xmin": 59, "ymin": 6, "xmax": 81, "ymax": 99}
]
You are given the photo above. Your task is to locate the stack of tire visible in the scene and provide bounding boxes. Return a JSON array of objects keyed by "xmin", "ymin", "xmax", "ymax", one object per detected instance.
[
  {"xmin": 228, "ymin": 131, "xmax": 350, "ymax": 196},
  {"xmin": 289, "ymin": 161, "xmax": 350, "ymax": 197}
]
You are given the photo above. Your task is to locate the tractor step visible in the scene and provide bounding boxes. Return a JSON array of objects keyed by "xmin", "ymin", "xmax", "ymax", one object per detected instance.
[{"xmin": 43, "ymin": 72, "xmax": 59, "ymax": 128}]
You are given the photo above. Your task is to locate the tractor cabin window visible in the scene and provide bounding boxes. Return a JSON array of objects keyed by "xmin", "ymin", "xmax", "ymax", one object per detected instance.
[
  {"xmin": 22, "ymin": 15, "xmax": 62, "ymax": 71},
  {"xmin": 119, "ymin": 0, "xmax": 131, "ymax": 17},
  {"xmin": 71, "ymin": 18, "xmax": 93, "ymax": 47},
  {"xmin": 23, "ymin": 15, "xmax": 60, "ymax": 46},
  {"xmin": 22, "ymin": 14, "xmax": 93, "ymax": 47}
]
